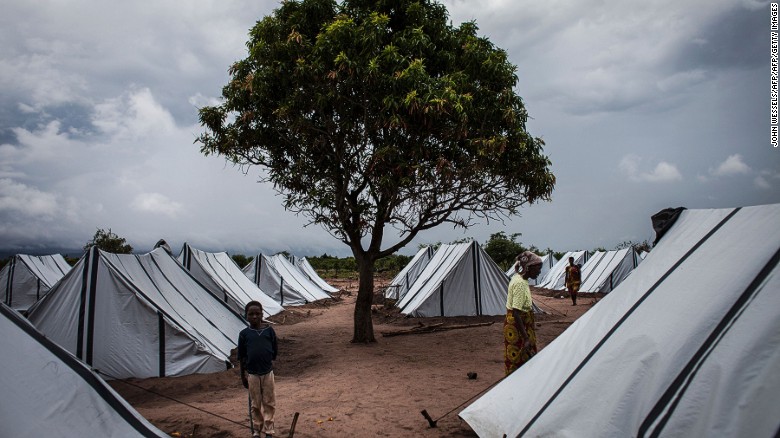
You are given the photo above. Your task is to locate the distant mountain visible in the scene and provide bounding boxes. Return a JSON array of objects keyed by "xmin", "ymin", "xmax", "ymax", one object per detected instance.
[{"xmin": 0, "ymin": 247, "xmax": 85, "ymax": 260}]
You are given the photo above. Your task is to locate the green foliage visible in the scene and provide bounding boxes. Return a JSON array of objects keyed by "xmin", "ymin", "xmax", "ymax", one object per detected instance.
[
  {"xmin": 615, "ymin": 239, "xmax": 652, "ymax": 253},
  {"xmin": 197, "ymin": 0, "xmax": 555, "ymax": 262},
  {"xmin": 231, "ymin": 254, "xmax": 253, "ymax": 268},
  {"xmin": 84, "ymin": 228, "xmax": 133, "ymax": 254},
  {"xmin": 198, "ymin": 0, "xmax": 555, "ymax": 342},
  {"xmin": 483, "ymin": 232, "xmax": 529, "ymax": 270},
  {"xmin": 305, "ymin": 253, "xmax": 411, "ymax": 277}
]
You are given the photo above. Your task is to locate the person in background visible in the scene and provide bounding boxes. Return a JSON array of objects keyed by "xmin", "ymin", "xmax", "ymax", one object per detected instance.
[
  {"xmin": 238, "ymin": 301, "xmax": 278, "ymax": 438},
  {"xmin": 504, "ymin": 251, "xmax": 543, "ymax": 375},
  {"xmin": 564, "ymin": 256, "xmax": 581, "ymax": 306}
]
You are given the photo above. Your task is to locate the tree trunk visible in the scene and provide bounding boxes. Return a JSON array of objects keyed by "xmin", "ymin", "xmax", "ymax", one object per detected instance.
[{"xmin": 352, "ymin": 255, "xmax": 376, "ymax": 343}]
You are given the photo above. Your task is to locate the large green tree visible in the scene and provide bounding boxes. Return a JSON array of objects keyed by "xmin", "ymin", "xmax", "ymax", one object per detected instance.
[{"xmin": 198, "ymin": 0, "xmax": 555, "ymax": 342}]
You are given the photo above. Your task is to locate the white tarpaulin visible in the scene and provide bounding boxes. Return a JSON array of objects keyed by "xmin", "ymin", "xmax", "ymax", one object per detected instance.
[
  {"xmin": 178, "ymin": 243, "xmax": 283, "ymax": 318},
  {"xmin": 27, "ymin": 247, "xmax": 246, "ymax": 379},
  {"xmin": 0, "ymin": 302, "xmax": 168, "ymax": 438},
  {"xmin": 243, "ymin": 254, "xmax": 331, "ymax": 305},
  {"xmin": 536, "ymin": 250, "xmax": 588, "ymax": 290},
  {"xmin": 385, "ymin": 246, "xmax": 435, "ymax": 300},
  {"xmin": 460, "ymin": 204, "xmax": 780, "ymax": 438},
  {"xmin": 396, "ymin": 242, "xmax": 510, "ymax": 317},
  {"xmin": 297, "ymin": 257, "xmax": 340, "ymax": 293},
  {"xmin": 579, "ymin": 248, "xmax": 640, "ymax": 293},
  {"xmin": 1, "ymin": 253, "xmax": 71, "ymax": 312}
]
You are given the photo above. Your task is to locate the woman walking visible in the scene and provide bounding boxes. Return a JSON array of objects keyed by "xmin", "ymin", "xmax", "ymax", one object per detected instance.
[{"xmin": 504, "ymin": 251, "xmax": 543, "ymax": 375}]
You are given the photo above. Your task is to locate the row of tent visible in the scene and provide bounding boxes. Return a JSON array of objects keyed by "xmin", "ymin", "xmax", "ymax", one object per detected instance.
[
  {"xmin": 537, "ymin": 248, "xmax": 643, "ymax": 293},
  {"xmin": 1, "ymin": 245, "xmax": 340, "ymax": 314},
  {"xmin": 1, "ymin": 244, "xmax": 343, "ymax": 434},
  {"xmin": 385, "ymin": 241, "xmax": 543, "ymax": 317},
  {"xmin": 385, "ymin": 241, "xmax": 645, "ymax": 318},
  {"xmin": 1, "ymin": 245, "xmax": 340, "ymax": 380},
  {"xmin": 2, "ymin": 203, "xmax": 778, "ymax": 436},
  {"xmin": 507, "ymin": 247, "xmax": 644, "ymax": 293}
]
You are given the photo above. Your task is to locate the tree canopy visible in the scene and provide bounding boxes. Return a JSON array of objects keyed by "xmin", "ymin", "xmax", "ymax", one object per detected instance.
[
  {"xmin": 198, "ymin": 0, "xmax": 555, "ymax": 342},
  {"xmin": 83, "ymin": 228, "xmax": 133, "ymax": 254},
  {"xmin": 483, "ymin": 232, "xmax": 533, "ymax": 271}
]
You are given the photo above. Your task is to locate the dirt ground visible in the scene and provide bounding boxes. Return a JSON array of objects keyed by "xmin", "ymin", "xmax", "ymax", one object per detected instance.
[{"xmin": 111, "ymin": 278, "xmax": 599, "ymax": 438}]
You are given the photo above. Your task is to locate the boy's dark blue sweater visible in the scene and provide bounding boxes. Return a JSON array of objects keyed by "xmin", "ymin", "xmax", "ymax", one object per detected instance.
[{"xmin": 237, "ymin": 324, "xmax": 278, "ymax": 375}]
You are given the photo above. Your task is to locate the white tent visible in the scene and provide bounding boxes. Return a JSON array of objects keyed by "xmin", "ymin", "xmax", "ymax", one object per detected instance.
[
  {"xmin": 1, "ymin": 253, "xmax": 71, "ymax": 313},
  {"xmin": 576, "ymin": 250, "xmax": 606, "ymax": 287},
  {"xmin": 268, "ymin": 254, "xmax": 332, "ymax": 300},
  {"xmin": 535, "ymin": 250, "xmax": 588, "ymax": 290},
  {"xmin": 243, "ymin": 254, "xmax": 331, "ymax": 305},
  {"xmin": 385, "ymin": 246, "xmax": 435, "ymax": 300},
  {"xmin": 579, "ymin": 248, "xmax": 640, "ymax": 293},
  {"xmin": 296, "ymin": 257, "xmax": 340, "ymax": 293},
  {"xmin": 396, "ymin": 242, "xmax": 511, "ymax": 317},
  {"xmin": 178, "ymin": 243, "xmax": 283, "ymax": 318},
  {"xmin": 460, "ymin": 204, "xmax": 780, "ymax": 438},
  {"xmin": 27, "ymin": 247, "xmax": 246, "ymax": 379},
  {"xmin": 0, "ymin": 302, "xmax": 168, "ymax": 438},
  {"xmin": 505, "ymin": 253, "xmax": 558, "ymax": 286}
]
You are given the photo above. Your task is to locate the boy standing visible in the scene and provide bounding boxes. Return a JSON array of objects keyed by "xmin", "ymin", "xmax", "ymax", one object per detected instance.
[{"xmin": 238, "ymin": 301, "xmax": 278, "ymax": 438}]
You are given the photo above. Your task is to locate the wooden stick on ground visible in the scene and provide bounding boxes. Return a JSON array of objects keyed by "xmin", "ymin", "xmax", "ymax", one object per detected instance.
[{"xmin": 380, "ymin": 321, "xmax": 494, "ymax": 337}]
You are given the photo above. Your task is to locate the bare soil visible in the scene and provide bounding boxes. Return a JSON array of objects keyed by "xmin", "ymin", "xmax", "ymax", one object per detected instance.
[{"xmin": 111, "ymin": 279, "xmax": 599, "ymax": 438}]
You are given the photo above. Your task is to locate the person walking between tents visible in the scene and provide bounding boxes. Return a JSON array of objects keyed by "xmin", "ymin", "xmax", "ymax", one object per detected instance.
[
  {"xmin": 238, "ymin": 301, "xmax": 278, "ymax": 438},
  {"xmin": 565, "ymin": 257, "xmax": 581, "ymax": 306},
  {"xmin": 504, "ymin": 252, "xmax": 543, "ymax": 375}
]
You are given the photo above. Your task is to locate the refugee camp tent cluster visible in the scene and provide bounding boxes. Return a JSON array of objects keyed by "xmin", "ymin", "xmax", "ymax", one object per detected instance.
[
  {"xmin": 386, "ymin": 241, "xmax": 529, "ymax": 317},
  {"xmin": 460, "ymin": 203, "xmax": 780, "ymax": 438},
  {"xmin": 535, "ymin": 250, "xmax": 589, "ymax": 290},
  {"xmin": 242, "ymin": 253, "xmax": 334, "ymax": 306},
  {"xmin": 534, "ymin": 247, "xmax": 642, "ymax": 294},
  {"xmin": 178, "ymin": 243, "xmax": 283, "ymax": 318},
  {"xmin": 26, "ymin": 247, "xmax": 248, "ymax": 380},
  {"xmin": 1, "ymin": 253, "xmax": 71, "ymax": 313},
  {"xmin": 0, "ymin": 302, "xmax": 168, "ymax": 437}
]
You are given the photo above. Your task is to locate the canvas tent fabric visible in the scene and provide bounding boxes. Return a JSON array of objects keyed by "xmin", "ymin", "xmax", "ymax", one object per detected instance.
[
  {"xmin": 178, "ymin": 243, "xmax": 283, "ymax": 318},
  {"xmin": 27, "ymin": 247, "xmax": 246, "ymax": 380},
  {"xmin": 396, "ymin": 242, "xmax": 512, "ymax": 317},
  {"xmin": 296, "ymin": 257, "xmax": 340, "ymax": 293},
  {"xmin": 0, "ymin": 302, "xmax": 168, "ymax": 438},
  {"xmin": 579, "ymin": 248, "xmax": 640, "ymax": 293},
  {"xmin": 460, "ymin": 204, "xmax": 780, "ymax": 438},
  {"xmin": 267, "ymin": 254, "xmax": 332, "ymax": 300},
  {"xmin": 243, "ymin": 254, "xmax": 330, "ymax": 305},
  {"xmin": 1, "ymin": 253, "xmax": 71, "ymax": 313},
  {"xmin": 385, "ymin": 246, "xmax": 435, "ymax": 300},
  {"xmin": 504, "ymin": 253, "xmax": 557, "ymax": 286},
  {"xmin": 576, "ymin": 250, "xmax": 606, "ymax": 287},
  {"xmin": 535, "ymin": 250, "xmax": 588, "ymax": 290}
]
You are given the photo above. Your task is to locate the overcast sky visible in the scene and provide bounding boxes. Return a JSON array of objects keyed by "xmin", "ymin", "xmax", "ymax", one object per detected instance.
[{"xmin": 1, "ymin": 0, "xmax": 777, "ymax": 258}]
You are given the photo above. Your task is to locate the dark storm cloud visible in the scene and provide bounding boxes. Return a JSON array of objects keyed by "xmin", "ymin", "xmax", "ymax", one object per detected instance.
[
  {"xmin": 672, "ymin": 5, "xmax": 766, "ymax": 72},
  {"xmin": 0, "ymin": 0, "xmax": 778, "ymax": 257}
]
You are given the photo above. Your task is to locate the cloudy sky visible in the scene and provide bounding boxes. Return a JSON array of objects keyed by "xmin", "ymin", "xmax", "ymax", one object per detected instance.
[{"xmin": 1, "ymin": 0, "xmax": 777, "ymax": 258}]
